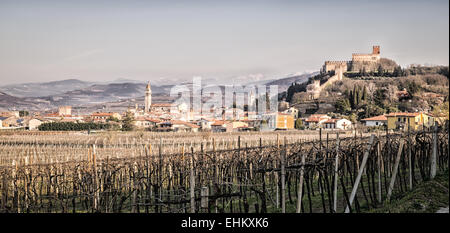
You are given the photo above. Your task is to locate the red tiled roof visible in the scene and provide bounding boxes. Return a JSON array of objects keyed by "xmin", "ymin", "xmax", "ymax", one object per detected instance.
[
  {"xmin": 385, "ymin": 112, "xmax": 421, "ymax": 117},
  {"xmin": 324, "ymin": 119, "xmax": 337, "ymax": 124},
  {"xmin": 170, "ymin": 120, "xmax": 200, "ymax": 128},
  {"xmin": 361, "ymin": 115, "xmax": 387, "ymax": 121},
  {"xmin": 152, "ymin": 103, "xmax": 174, "ymax": 107},
  {"xmin": 91, "ymin": 112, "xmax": 115, "ymax": 117},
  {"xmin": 305, "ymin": 117, "xmax": 321, "ymax": 122},
  {"xmin": 310, "ymin": 114, "xmax": 328, "ymax": 118},
  {"xmin": 212, "ymin": 120, "xmax": 228, "ymax": 126}
]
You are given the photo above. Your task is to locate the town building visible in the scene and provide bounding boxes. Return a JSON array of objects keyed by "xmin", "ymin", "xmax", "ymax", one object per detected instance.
[
  {"xmin": 156, "ymin": 120, "xmax": 200, "ymax": 132},
  {"xmin": 283, "ymin": 107, "xmax": 299, "ymax": 119},
  {"xmin": 134, "ymin": 117, "xmax": 161, "ymax": 129},
  {"xmin": 58, "ymin": 106, "xmax": 72, "ymax": 116},
  {"xmin": 323, "ymin": 118, "xmax": 352, "ymax": 130},
  {"xmin": 361, "ymin": 115, "xmax": 387, "ymax": 127},
  {"xmin": 0, "ymin": 116, "xmax": 18, "ymax": 127},
  {"xmin": 385, "ymin": 112, "xmax": 434, "ymax": 130},
  {"xmin": 27, "ymin": 118, "xmax": 43, "ymax": 130},
  {"xmin": 304, "ymin": 114, "xmax": 331, "ymax": 129},
  {"xmin": 91, "ymin": 112, "xmax": 122, "ymax": 122},
  {"xmin": 211, "ymin": 120, "xmax": 227, "ymax": 132},
  {"xmin": 0, "ymin": 111, "xmax": 20, "ymax": 118},
  {"xmin": 263, "ymin": 113, "xmax": 295, "ymax": 130}
]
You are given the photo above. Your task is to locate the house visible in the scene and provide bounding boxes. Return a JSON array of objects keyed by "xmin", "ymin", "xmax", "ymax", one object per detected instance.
[
  {"xmin": 156, "ymin": 120, "xmax": 200, "ymax": 132},
  {"xmin": 226, "ymin": 121, "xmax": 249, "ymax": 132},
  {"xmin": 241, "ymin": 119, "xmax": 261, "ymax": 130},
  {"xmin": 431, "ymin": 113, "xmax": 449, "ymax": 125},
  {"xmin": 361, "ymin": 115, "xmax": 387, "ymax": 127},
  {"xmin": 211, "ymin": 120, "xmax": 228, "ymax": 132},
  {"xmin": 91, "ymin": 112, "xmax": 122, "ymax": 122},
  {"xmin": 134, "ymin": 117, "xmax": 161, "ymax": 129},
  {"xmin": 283, "ymin": 107, "xmax": 299, "ymax": 119},
  {"xmin": 0, "ymin": 111, "xmax": 20, "ymax": 118},
  {"xmin": 151, "ymin": 103, "xmax": 180, "ymax": 114},
  {"xmin": 304, "ymin": 114, "xmax": 331, "ymax": 129},
  {"xmin": 323, "ymin": 118, "xmax": 352, "ymax": 130},
  {"xmin": 28, "ymin": 118, "xmax": 43, "ymax": 130},
  {"xmin": 58, "ymin": 106, "xmax": 72, "ymax": 116},
  {"xmin": 0, "ymin": 116, "xmax": 18, "ymax": 127},
  {"xmin": 385, "ymin": 112, "xmax": 434, "ymax": 130},
  {"xmin": 396, "ymin": 88, "xmax": 410, "ymax": 99},
  {"xmin": 197, "ymin": 118, "xmax": 214, "ymax": 131},
  {"xmin": 263, "ymin": 113, "xmax": 295, "ymax": 130}
]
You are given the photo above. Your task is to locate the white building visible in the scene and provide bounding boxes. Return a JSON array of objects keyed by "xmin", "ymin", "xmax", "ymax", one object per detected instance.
[
  {"xmin": 28, "ymin": 118, "xmax": 43, "ymax": 130},
  {"xmin": 323, "ymin": 118, "xmax": 352, "ymax": 130},
  {"xmin": 361, "ymin": 115, "xmax": 387, "ymax": 127}
]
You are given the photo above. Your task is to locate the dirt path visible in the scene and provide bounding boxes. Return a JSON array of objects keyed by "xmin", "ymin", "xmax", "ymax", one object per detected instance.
[{"xmin": 436, "ymin": 207, "xmax": 449, "ymax": 213}]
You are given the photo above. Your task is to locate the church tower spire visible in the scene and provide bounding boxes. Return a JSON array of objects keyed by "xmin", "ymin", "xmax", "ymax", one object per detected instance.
[{"xmin": 145, "ymin": 81, "xmax": 152, "ymax": 113}]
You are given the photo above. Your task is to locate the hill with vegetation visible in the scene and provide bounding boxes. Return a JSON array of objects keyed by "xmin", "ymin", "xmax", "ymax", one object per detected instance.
[{"xmin": 285, "ymin": 65, "xmax": 449, "ymax": 122}]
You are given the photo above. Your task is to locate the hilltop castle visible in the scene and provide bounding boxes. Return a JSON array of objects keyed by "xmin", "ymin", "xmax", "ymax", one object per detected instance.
[
  {"xmin": 322, "ymin": 46, "xmax": 381, "ymax": 73},
  {"xmin": 307, "ymin": 46, "xmax": 381, "ymax": 99}
]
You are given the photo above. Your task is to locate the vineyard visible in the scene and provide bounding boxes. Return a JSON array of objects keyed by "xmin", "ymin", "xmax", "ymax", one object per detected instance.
[{"xmin": 0, "ymin": 127, "xmax": 448, "ymax": 213}]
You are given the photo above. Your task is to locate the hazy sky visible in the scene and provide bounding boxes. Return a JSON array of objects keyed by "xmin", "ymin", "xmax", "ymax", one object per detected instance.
[{"xmin": 0, "ymin": 0, "xmax": 448, "ymax": 85}]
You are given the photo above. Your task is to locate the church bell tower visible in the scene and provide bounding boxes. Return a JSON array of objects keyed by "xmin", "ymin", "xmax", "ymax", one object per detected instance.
[{"xmin": 145, "ymin": 81, "xmax": 152, "ymax": 113}]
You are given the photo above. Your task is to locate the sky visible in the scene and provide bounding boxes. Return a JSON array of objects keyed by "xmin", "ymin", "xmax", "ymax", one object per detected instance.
[{"xmin": 0, "ymin": 0, "xmax": 448, "ymax": 85}]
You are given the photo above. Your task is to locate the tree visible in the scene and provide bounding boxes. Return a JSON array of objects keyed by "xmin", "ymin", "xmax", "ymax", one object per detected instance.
[
  {"xmin": 121, "ymin": 112, "xmax": 135, "ymax": 131},
  {"xmin": 366, "ymin": 82, "xmax": 377, "ymax": 100},
  {"xmin": 393, "ymin": 66, "xmax": 403, "ymax": 77},
  {"xmin": 19, "ymin": 110, "xmax": 29, "ymax": 117},
  {"xmin": 377, "ymin": 65, "xmax": 384, "ymax": 76},
  {"xmin": 386, "ymin": 85, "xmax": 399, "ymax": 103},
  {"xmin": 335, "ymin": 98, "xmax": 351, "ymax": 113},
  {"xmin": 362, "ymin": 67, "xmax": 367, "ymax": 76},
  {"xmin": 373, "ymin": 89, "xmax": 386, "ymax": 108},
  {"xmin": 295, "ymin": 119, "xmax": 304, "ymax": 129},
  {"xmin": 361, "ymin": 86, "xmax": 367, "ymax": 101}
]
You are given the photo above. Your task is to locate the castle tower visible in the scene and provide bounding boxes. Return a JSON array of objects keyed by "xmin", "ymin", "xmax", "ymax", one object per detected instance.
[
  {"xmin": 373, "ymin": 45, "xmax": 380, "ymax": 54},
  {"xmin": 144, "ymin": 81, "xmax": 152, "ymax": 113}
]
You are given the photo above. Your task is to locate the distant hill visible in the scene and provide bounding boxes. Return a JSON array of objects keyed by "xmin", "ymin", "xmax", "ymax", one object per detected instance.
[
  {"xmin": 0, "ymin": 92, "xmax": 49, "ymax": 111},
  {"xmin": 265, "ymin": 72, "xmax": 319, "ymax": 92},
  {"xmin": 0, "ymin": 81, "xmax": 174, "ymax": 111},
  {"xmin": 0, "ymin": 72, "xmax": 320, "ymax": 111},
  {"xmin": 0, "ymin": 79, "xmax": 94, "ymax": 98}
]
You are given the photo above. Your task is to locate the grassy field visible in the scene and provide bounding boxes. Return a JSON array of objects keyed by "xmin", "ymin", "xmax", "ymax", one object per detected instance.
[{"xmin": 366, "ymin": 169, "xmax": 449, "ymax": 213}]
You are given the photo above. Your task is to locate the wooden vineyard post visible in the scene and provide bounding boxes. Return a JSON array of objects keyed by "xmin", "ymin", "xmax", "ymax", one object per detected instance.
[
  {"xmin": 92, "ymin": 144, "xmax": 99, "ymax": 212},
  {"xmin": 159, "ymin": 137, "xmax": 163, "ymax": 212},
  {"xmin": 408, "ymin": 118, "xmax": 413, "ymax": 190},
  {"xmin": 275, "ymin": 133, "xmax": 280, "ymax": 209},
  {"xmin": 333, "ymin": 133, "xmax": 340, "ymax": 213},
  {"xmin": 281, "ymin": 137, "xmax": 286, "ymax": 213},
  {"xmin": 431, "ymin": 122, "xmax": 437, "ymax": 179},
  {"xmin": 296, "ymin": 153, "xmax": 306, "ymax": 213},
  {"xmin": 190, "ymin": 147, "xmax": 196, "ymax": 213},
  {"xmin": 201, "ymin": 186, "xmax": 209, "ymax": 213},
  {"xmin": 345, "ymin": 134, "xmax": 375, "ymax": 213},
  {"xmin": 377, "ymin": 139, "xmax": 382, "ymax": 203},
  {"xmin": 213, "ymin": 138, "xmax": 219, "ymax": 213},
  {"xmin": 386, "ymin": 139, "xmax": 405, "ymax": 202}
]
